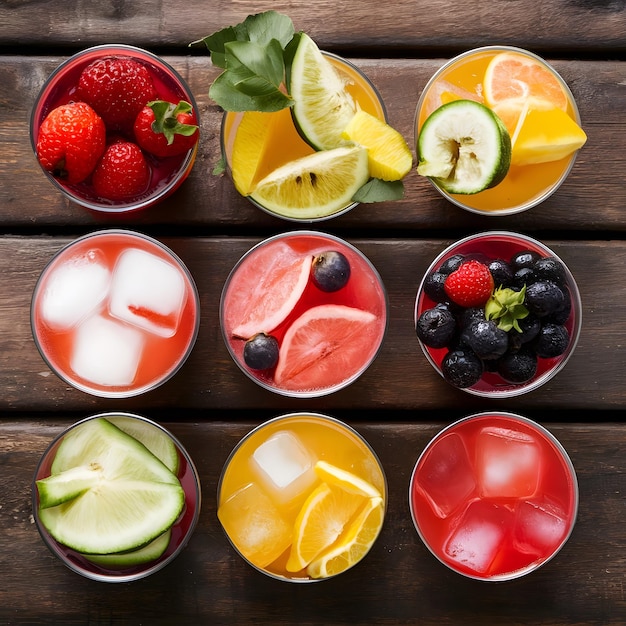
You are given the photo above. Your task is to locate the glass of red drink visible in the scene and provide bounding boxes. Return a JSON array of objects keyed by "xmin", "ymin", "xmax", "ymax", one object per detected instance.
[
  {"xmin": 30, "ymin": 44, "xmax": 199, "ymax": 213},
  {"xmin": 409, "ymin": 412, "xmax": 578, "ymax": 581},
  {"xmin": 31, "ymin": 229, "xmax": 200, "ymax": 397},
  {"xmin": 219, "ymin": 231, "xmax": 388, "ymax": 397},
  {"xmin": 32, "ymin": 412, "xmax": 201, "ymax": 583}
]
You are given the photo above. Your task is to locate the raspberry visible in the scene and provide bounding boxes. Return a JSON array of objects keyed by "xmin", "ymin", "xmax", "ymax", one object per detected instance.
[
  {"xmin": 92, "ymin": 140, "xmax": 150, "ymax": 201},
  {"xmin": 444, "ymin": 260, "xmax": 494, "ymax": 308}
]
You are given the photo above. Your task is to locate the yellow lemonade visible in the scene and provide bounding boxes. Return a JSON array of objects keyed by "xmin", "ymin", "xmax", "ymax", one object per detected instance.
[
  {"xmin": 217, "ymin": 413, "xmax": 386, "ymax": 581},
  {"xmin": 416, "ymin": 47, "xmax": 583, "ymax": 214}
]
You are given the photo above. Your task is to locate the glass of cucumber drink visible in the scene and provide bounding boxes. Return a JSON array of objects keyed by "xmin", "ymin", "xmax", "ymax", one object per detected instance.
[
  {"xmin": 414, "ymin": 231, "xmax": 582, "ymax": 397},
  {"xmin": 32, "ymin": 413, "xmax": 201, "ymax": 582},
  {"xmin": 415, "ymin": 46, "xmax": 586, "ymax": 215},
  {"xmin": 197, "ymin": 11, "xmax": 413, "ymax": 221}
]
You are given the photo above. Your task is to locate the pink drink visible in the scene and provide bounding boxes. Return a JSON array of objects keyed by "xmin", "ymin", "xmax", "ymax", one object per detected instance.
[
  {"xmin": 220, "ymin": 231, "xmax": 388, "ymax": 397},
  {"xmin": 410, "ymin": 412, "xmax": 578, "ymax": 581},
  {"xmin": 31, "ymin": 230, "xmax": 199, "ymax": 398},
  {"xmin": 30, "ymin": 45, "xmax": 199, "ymax": 213}
]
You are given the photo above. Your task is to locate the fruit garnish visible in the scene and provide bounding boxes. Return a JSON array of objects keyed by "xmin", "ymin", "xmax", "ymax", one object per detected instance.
[
  {"xmin": 485, "ymin": 285, "xmax": 529, "ymax": 332},
  {"xmin": 341, "ymin": 110, "xmax": 413, "ymax": 181},
  {"xmin": 36, "ymin": 102, "xmax": 106, "ymax": 184},
  {"xmin": 417, "ymin": 99, "xmax": 511, "ymax": 194},
  {"xmin": 444, "ymin": 260, "xmax": 495, "ymax": 308},
  {"xmin": 83, "ymin": 530, "xmax": 171, "ymax": 568},
  {"xmin": 250, "ymin": 145, "xmax": 370, "ymax": 219},
  {"xmin": 243, "ymin": 333, "xmax": 280, "ymax": 370},
  {"xmin": 92, "ymin": 139, "xmax": 150, "ymax": 201},
  {"xmin": 306, "ymin": 496, "xmax": 384, "ymax": 579},
  {"xmin": 313, "ymin": 461, "xmax": 381, "ymax": 498},
  {"xmin": 312, "ymin": 251, "xmax": 351, "ymax": 292}
]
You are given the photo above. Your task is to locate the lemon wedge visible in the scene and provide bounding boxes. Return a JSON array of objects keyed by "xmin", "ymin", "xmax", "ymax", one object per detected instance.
[{"xmin": 314, "ymin": 460, "xmax": 382, "ymax": 498}]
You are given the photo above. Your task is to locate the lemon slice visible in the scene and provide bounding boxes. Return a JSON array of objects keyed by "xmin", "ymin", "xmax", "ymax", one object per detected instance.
[
  {"xmin": 250, "ymin": 145, "xmax": 369, "ymax": 219},
  {"xmin": 289, "ymin": 33, "xmax": 357, "ymax": 150},
  {"xmin": 314, "ymin": 461, "xmax": 381, "ymax": 498},
  {"xmin": 286, "ymin": 482, "xmax": 366, "ymax": 572},
  {"xmin": 307, "ymin": 496, "xmax": 384, "ymax": 579},
  {"xmin": 341, "ymin": 110, "xmax": 413, "ymax": 181},
  {"xmin": 83, "ymin": 530, "xmax": 171, "ymax": 567}
]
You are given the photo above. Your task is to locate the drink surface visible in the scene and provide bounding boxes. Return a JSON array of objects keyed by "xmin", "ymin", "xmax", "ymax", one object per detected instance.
[
  {"xmin": 218, "ymin": 414, "xmax": 386, "ymax": 580},
  {"xmin": 410, "ymin": 413, "xmax": 577, "ymax": 580},
  {"xmin": 32, "ymin": 231, "xmax": 199, "ymax": 397}
]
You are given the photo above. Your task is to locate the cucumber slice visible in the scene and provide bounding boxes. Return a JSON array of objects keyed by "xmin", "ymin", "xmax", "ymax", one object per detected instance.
[
  {"xmin": 82, "ymin": 530, "xmax": 171, "ymax": 567},
  {"xmin": 417, "ymin": 99, "xmax": 511, "ymax": 194},
  {"xmin": 37, "ymin": 465, "xmax": 102, "ymax": 509}
]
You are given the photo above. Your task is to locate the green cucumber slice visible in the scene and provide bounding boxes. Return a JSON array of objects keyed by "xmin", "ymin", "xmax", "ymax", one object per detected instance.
[
  {"xmin": 82, "ymin": 530, "xmax": 172, "ymax": 567},
  {"xmin": 417, "ymin": 99, "xmax": 511, "ymax": 194},
  {"xmin": 37, "ymin": 464, "xmax": 101, "ymax": 509}
]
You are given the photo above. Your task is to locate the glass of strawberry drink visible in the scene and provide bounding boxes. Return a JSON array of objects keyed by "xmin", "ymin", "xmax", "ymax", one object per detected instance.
[
  {"xmin": 30, "ymin": 44, "xmax": 199, "ymax": 213},
  {"xmin": 33, "ymin": 412, "xmax": 201, "ymax": 582},
  {"xmin": 220, "ymin": 231, "xmax": 388, "ymax": 397},
  {"xmin": 409, "ymin": 412, "xmax": 578, "ymax": 581},
  {"xmin": 414, "ymin": 231, "xmax": 582, "ymax": 397}
]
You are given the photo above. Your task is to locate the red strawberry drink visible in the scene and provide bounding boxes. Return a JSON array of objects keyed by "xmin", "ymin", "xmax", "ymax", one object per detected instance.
[
  {"xmin": 409, "ymin": 412, "xmax": 578, "ymax": 581},
  {"xmin": 220, "ymin": 232, "xmax": 388, "ymax": 397},
  {"xmin": 30, "ymin": 45, "xmax": 199, "ymax": 213},
  {"xmin": 31, "ymin": 230, "xmax": 200, "ymax": 398},
  {"xmin": 414, "ymin": 231, "xmax": 581, "ymax": 397}
]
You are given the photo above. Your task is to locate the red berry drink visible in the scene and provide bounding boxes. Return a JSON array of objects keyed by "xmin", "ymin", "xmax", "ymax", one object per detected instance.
[
  {"xmin": 30, "ymin": 45, "xmax": 199, "ymax": 213},
  {"xmin": 31, "ymin": 230, "xmax": 199, "ymax": 397},
  {"xmin": 220, "ymin": 231, "xmax": 388, "ymax": 397},
  {"xmin": 410, "ymin": 412, "xmax": 578, "ymax": 581}
]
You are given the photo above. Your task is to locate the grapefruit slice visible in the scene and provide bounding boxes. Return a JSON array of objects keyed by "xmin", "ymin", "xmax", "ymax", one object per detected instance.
[
  {"xmin": 228, "ymin": 243, "xmax": 311, "ymax": 339},
  {"xmin": 274, "ymin": 304, "xmax": 378, "ymax": 391}
]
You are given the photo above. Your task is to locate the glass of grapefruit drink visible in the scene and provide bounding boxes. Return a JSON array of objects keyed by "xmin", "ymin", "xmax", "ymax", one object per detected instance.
[
  {"xmin": 415, "ymin": 46, "xmax": 587, "ymax": 215},
  {"xmin": 220, "ymin": 231, "xmax": 388, "ymax": 397},
  {"xmin": 217, "ymin": 412, "xmax": 387, "ymax": 581},
  {"xmin": 409, "ymin": 412, "xmax": 578, "ymax": 581},
  {"xmin": 30, "ymin": 44, "xmax": 200, "ymax": 213},
  {"xmin": 31, "ymin": 229, "xmax": 200, "ymax": 398},
  {"xmin": 32, "ymin": 412, "xmax": 201, "ymax": 582}
]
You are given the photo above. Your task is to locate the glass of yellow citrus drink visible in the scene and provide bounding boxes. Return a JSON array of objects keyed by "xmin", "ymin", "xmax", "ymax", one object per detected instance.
[
  {"xmin": 415, "ymin": 46, "xmax": 586, "ymax": 215},
  {"xmin": 217, "ymin": 412, "xmax": 387, "ymax": 582}
]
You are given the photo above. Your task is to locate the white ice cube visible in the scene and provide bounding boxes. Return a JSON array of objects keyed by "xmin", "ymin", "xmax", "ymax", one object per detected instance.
[
  {"xmin": 70, "ymin": 315, "xmax": 144, "ymax": 387},
  {"xmin": 514, "ymin": 498, "xmax": 568, "ymax": 556},
  {"xmin": 40, "ymin": 249, "xmax": 110, "ymax": 330},
  {"xmin": 109, "ymin": 248, "xmax": 185, "ymax": 338},
  {"xmin": 250, "ymin": 430, "xmax": 317, "ymax": 505}
]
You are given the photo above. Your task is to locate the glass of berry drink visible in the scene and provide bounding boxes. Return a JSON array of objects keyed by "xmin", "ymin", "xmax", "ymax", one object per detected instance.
[
  {"xmin": 414, "ymin": 231, "xmax": 582, "ymax": 397},
  {"xmin": 409, "ymin": 411, "xmax": 578, "ymax": 581},
  {"xmin": 30, "ymin": 44, "xmax": 200, "ymax": 213}
]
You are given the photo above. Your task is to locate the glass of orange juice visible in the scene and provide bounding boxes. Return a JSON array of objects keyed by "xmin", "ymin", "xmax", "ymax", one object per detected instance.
[
  {"xmin": 415, "ymin": 46, "xmax": 586, "ymax": 215},
  {"xmin": 217, "ymin": 412, "xmax": 387, "ymax": 582}
]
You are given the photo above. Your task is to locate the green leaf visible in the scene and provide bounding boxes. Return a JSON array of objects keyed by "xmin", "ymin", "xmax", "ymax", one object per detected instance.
[
  {"xmin": 213, "ymin": 155, "xmax": 226, "ymax": 176},
  {"xmin": 485, "ymin": 285, "xmax": 529, "ymax": 333},
  {"xmin": 225, "ymin": 40, "xmax": 285, "ymax": 94},
  {"xmin": 353, "ymin": 178, "xmax": 405, "ymax": 203}
]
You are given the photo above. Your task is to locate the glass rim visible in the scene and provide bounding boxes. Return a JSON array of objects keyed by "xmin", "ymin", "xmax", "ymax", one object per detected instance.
[
  {"xmin": 408, "ymin": 410, "xmax": 579, "ymax": 582},
  {"xmin": 30, "ymin": 228, "xmax": 201, "ymax": 398}
]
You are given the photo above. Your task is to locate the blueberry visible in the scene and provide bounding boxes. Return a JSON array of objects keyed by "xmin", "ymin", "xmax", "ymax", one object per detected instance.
[
  {"xmin": 532, "ymin": 256, "xmax": 567, "ymax": 287},
  {"xmin": 442, "ymin": 348, "xmax": 483, "ymax": 388},
  {"xmin": 534, "ymin": 323, "xmax": 570, "ymax": 358},
  {"xmin": 416, "ymin": 306, "xmax": 457, "ymax": 348},
  {"xmin": 459, "ymin": 306, "xmax": 485, "ymax": 330},
  {"xmin": 518, "ymin": 314, "xmax": 542, "ymax": 344},
  {"xmin": 548, "ymin": 286, "xmax": 572, "ymax": 325},
  {"xmin": 243, "ymin": 333, "xmax": 279, "ymax": 370},
  {"xmin": 439, "ymin": 254, "xmax": 465, "ymax": 275},
  {"xmin": 312, "ymin": 250, "xmax": 351, "ymax": 292},
  {"xmin": 488, "ymin": 259, "xmax": 514, "ymax": 288},
  {"xmin": 525, "ymin": 281, "xmax": 565, "ymax": 317},
  {"xmin": 513, "ymin": 266, "xmax": 535, "ymax": 289},
  {"xmin": 511, "ymin": 250, "xmax": 541, "ymax": 271},
  {"xmin": 497, "ymin": 348, "xmax": 538, "ymax": 383},
  {"xmin": 423, "ymin": 271, "xmax": 448, "ymax": 303},
  {"xmin": 462, "ymin": 319, "xmax": 509, "ymax": 360}
]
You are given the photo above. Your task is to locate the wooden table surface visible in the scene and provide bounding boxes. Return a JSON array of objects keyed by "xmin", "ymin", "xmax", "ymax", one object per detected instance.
[{"xmin": 0, "ymin": 1, "xmax": 624, "ymax": 624}]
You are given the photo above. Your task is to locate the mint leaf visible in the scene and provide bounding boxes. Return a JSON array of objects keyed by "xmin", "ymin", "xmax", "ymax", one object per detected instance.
[
  {"xmin": 353, "ymin": 178, "xmax": 405, "ymax": 203},
  {"xmin": 242, "ymin": 11, "xmax": 294, "ymax": 47},
  {"xmin": 225, "ymin": 40, "xmax": 287, "ymax": 95}
]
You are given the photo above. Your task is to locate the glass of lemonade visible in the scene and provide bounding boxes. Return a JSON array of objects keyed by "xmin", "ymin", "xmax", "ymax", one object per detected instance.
[
  {"xmin": 32, "ymin": 412, "xmax": 201, "ymax": 582},
  {"xmin": 415, "ymin": 46, "xmax": 584, "ymax": 215},
  {"xmin": 217, "ymin": 412, "xmax": 387, "ymax": 582},
  {"xmin": 31, "ymin": 230, "xmax": 200, "ymax": 397},
  {"xmin": 220, "ymin": 53, "xmax": 387, "ymax": 222},
  {"xmin": 30, "ymin": 44, "xmax": 199, "ymax": 213},
  {"xmin": 409, "ymin": 412, "xmax": 578, "ymax": 581},
  {"xmin": 220, "ymin": 231, "xmax": 388, "ymax": 397}
]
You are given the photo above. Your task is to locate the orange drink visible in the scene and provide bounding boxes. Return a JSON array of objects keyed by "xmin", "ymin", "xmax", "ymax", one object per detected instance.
[
  {"xmin": 217, "ymin": 413, "xmax": 387, "ymax": 581},
  {"xmin": 415, "ymin": 46, "xmax": 585, "ymax": 214}
]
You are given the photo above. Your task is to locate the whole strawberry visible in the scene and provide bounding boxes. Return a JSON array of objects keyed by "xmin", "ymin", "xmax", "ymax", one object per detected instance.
[
  {"xmin": 36, "ymin": 102, "xmax": 106, "ymax": 184},
  {"xmin": 134, "ymin": 100, "xmax": 199, "ymax": 158},
  {"xmin": 76, "ymin": 57, "xmax": 157, "ymax": 129},
  {"xmin": 92, "ymin": 139, "xmax": 150, "ymax": 201},
  {"xmin": 444, "ymin": 259, "xmax": 494, "ymax": 307}
]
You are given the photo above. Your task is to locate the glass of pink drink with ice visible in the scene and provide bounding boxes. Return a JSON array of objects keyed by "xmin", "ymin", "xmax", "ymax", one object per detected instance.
[
  {"xmin": 409, "ymin": 412, "xmax": 578, "ymax": 581},
  {"xmin": 31, "ymin": 230, "xmax": 200, "ymax": 398}
]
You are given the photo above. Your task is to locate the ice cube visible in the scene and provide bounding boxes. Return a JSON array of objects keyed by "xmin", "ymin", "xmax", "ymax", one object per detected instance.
[
  {"xmin": 109, "ymin": 248, "xmax": 185, "ymax": 338},
  {"xmin": 70, "ymin": 315, "xmax": 144, "ymax": 387},
  {"xmin": 445, "ymin": 500, "xmax": 513, "ymax": 575},
  {"xmin": 476, "ymin": 426, "xmax": 541, "ymax": 498},
  {"xmin": 40, "ymin": 248, "xmax": 110, "ymax": 330},
  {"xmin": 250, "ymin": 430, "xmax": 317, "ymax": 505},
  {"xmin": 416, "ymin": 432, "xmax": 477, "ymax": 518},
  {"xmin": 514, "ymin": 497, "xmax": 568, "ymax": 556},
  {"xmin": 218, "ymin": 482, "xmax": 292, "ymax": 568}
]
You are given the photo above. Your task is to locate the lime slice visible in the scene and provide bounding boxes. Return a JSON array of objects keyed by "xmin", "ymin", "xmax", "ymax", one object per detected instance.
[
  {"xmin": 38, "ymin": 418, "xmax": 184, "ymax": 554},
  {"xmin": 289, "ymin": 33, "xmax": 357, "ymax": 150},
  {"xmin": 82, "ymin": 530, "xmax": 171, "ymax": 567},
  {"xmin": 250, "ymin": 145, "xmax": 369, "ymax": 219},
  {"xmin": 417, "ymin": 99, "xmax": 511, "ymax": 194}
]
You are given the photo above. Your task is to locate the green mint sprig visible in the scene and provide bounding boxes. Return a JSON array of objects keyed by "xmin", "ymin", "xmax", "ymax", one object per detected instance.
[{"xmin": 485, "ymin": 285, "xmax": 529, "ymax": 332}]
